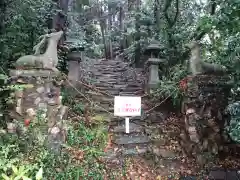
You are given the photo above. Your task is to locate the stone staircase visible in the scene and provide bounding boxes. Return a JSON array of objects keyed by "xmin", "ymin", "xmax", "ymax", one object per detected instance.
[
  {"xmin": 73, "ymin": 58, "xmax": 240, "ymax": 177},
  {"xmin": 79, "ymin": 59, "xmax": 150, "ymax": 160}
]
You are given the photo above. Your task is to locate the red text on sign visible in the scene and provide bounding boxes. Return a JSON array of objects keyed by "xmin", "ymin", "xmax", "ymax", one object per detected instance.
[{"xmin": 117, "ymin": 108, "xmax": 140, "ymax": 113}]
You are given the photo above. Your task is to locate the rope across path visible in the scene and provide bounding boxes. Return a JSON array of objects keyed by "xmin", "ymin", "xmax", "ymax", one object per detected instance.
[{"xmin": 61, "ymin": 73, "xmax": 178, "ymax": 118}]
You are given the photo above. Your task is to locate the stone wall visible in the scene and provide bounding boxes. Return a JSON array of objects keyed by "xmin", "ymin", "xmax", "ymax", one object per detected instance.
[
  {"xmin": 180, "ymin": 75, "xmax": 232, "ymax": 166},
  {"xmin": 8, "ymin": 69, "xmax": 68, "ymax": 154}
]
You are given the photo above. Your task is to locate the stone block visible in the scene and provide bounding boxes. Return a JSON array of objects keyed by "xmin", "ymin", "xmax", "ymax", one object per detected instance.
[
  {"xmin": 8, "ymin": 68, "xmax": 68, "ymax": 155},
  {"xmin": 113, "ymin": 135, "xmax": 150, "ymax": 145},
  {"xmin": 9, "ymin": 69, "xmax": 59, "ymax": 77},
  {"xmin": 147, "ymin": 58, "xmax": 165, "ymax": 65},
  {"xmin": 146, "ymin": 58, "xmax": 166, "ymax": 90}
]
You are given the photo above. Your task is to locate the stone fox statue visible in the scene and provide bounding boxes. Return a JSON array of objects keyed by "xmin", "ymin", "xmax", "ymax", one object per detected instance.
[
  {"xmin": 187, "ymin": 41, "xmax": 227, "ymax": 75},
  {"xmin": 15, "ymin": 31, "xmax": 64, "ymax": 72}
]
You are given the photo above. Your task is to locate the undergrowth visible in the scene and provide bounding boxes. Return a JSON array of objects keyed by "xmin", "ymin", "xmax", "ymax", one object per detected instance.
[
  {"xmin": 150, "ymin": 64, "xmax": 188, "ymax": 107},
  {"xmin": 0, "ymin": 116, "xmax": 114, "ymax": 179}
]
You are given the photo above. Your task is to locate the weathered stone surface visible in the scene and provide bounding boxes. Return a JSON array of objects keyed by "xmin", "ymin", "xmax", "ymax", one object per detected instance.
[
  {"xmin": 147, "ymin": 58, "xmax": 165, "ymax": 65},
  {"xmin": 79, "ymin": 58, "xmax": 148, "ymax": 157},
  {"xmin": 209, "ymin": 169, "xmax": 226, "ymax": 179},
  {"xmin": 99, "ymin": 78, "xmax": 118, "ymax": 82},
  {"xmin": 113, "ymin": 84, "xmax": 128, "ymax": 89},
  {"xmin": 93, "ymin": 106, "xmax": 114, "ymax": 113},
  {"xmin": 36, "ymin": 86, "xmax": 45, "ymax": 94},
  {"xmin": 9, "ymin": 70, "xmax": 68, "ymax": 155},
  {"xmin": 151, "ymin": 146, "xmax": 177, "ymax": 158},
  {"xmin": 110, "ymin": 123, "xmax": 143, "ymax": 133},
  {"xmin": 122, "ymin": 146, "xmax": 147, "ymax": 156},
  {"xmin": 181, "ymin": 75, "xmax": 232, "ymax": 166},
  {"xmin": 113, "ymin": 135, "xmax": 150, "ymax": 145},
  {"xmin": 119, "ymin": 92, "xmax": 137, "ymax": 96},
  {"xmin": 148, "ymin": 63, "xmax": 160, "ymax": 89},
  {"xmin": 93, "ymin": 83, "xmax": 113, "ymax": 88},
  {"xmin": 10, "ymin": 69, "xmax": 59, "ymax": 77},
  {"xmin": 7, "ymin": 122, "xmax": 17, "ymax": 133},
  {"xmin": 111, "ymin": 116, "xmax": 142, "ymax": 122},
  {"xmin": 15, "ymin": 90, "xmax": 23, "ymax": 98},
  {"xmin": 85, "ymin": 91, "xmax": 103, "ymax": 97}
]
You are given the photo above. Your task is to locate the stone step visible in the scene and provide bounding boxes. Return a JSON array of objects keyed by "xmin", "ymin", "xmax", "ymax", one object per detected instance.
[
  {"xmin": 92, "ymin": 70, "xmax": 122, "ymax": 74},
  {"xmin": 94, "ymin": 83, "xmax": 114, "ymax": 87},
  {"xmin": 122, "ymin": 87, "xmax": 143, "ymax": 91},
  {"xmin": 109, "ymin": 120, "xmax": 147, "ymax": 127},
  {"xmin": 91, "ymin": 113, "xmax": 111, "ymax": 123},
  {"xmin": 113, "ymin": 135, "xmax": 150, "ymax": 145},
  {"xmin": 110, "ymin": 123, "xmax": 144, "ymax": 133},
  {"xmin": 95, "ymin": 96, "xmax": 113, "ymax": 103},
  {"xmin": 96, "ymin": 103, "xmax": 111, "ymax": 109},
  {"xmin": 103, "ymin": 145, "xmax": 148, "ymax": 163},
  {"xmin": 94, "ymin": 89, "xmax": 120, "ymax": 95},
  {"xmin": 86, "ymin": 90, "xmax": 103, "ymax": 97},
  {"xmin": 93, "ymin": 62, "xmax": 122, "ymax": 66},
  {"xmin": 110, "ymin": 118, "xmax": 146, "ymax": 126},
  {"xmin": 95, "ymin": 66, "xmax": 124, "ymax": 70},
  {"xmin": 111, "ymin": 116, "xmax": 142, "ymax": 122},
  {"xmin": 119, "ymin": 92, "xmax": 138, "ymax": 96},
  {"xmin": 102, "ymin": 74, "xmax": 120, "ymax": 77},
  {"xmin": 98, "ymin": 78, "xmax": 118, "ymax": 82},
  {"xmin": 113, "ymin": 84, "xmax": 128, "ymax": 89},
  {"xmin": 97, "ymin": 80, "xmax": 117, "ymax": 84},
  {"xmin": 113, "ymin": 69, "xmax": 128, "ymax": 72},
  {"xmin": 97, "ymin": 67, "xmax": 126, "ymax": 71},
  {"xmin": 95, "ymin": 86, "xmax": 116, "ymax": 91},
  {"xmin": 149, "ymin": 146, "xmax": 178, "ymax": 158},
  {"xmin": 208, "ymin": 168, "xmax": 240, "ymax": 180},
  {"xmin": 102, "ymin": 71, "xmax": 124, "ymax": 74},
  {"xmin": 85, "ymin": 91, "xmax": 113, "ymax": 101},
  {"xmin": 120, "ymin": 90, "xmax": 143, "ymax": 95},
  {"xmin": 92, "ymin": 106, "xmax": 114, "ymax": 113},
  {"xmin": 120, "ymin": 146, "xmax": 148, "ymax": 156},
  {"xmin": 126, "ymin": 83, "xmax": 143, "ymax": 87},
  {"xmin": 94, "ymin": 60, "xmax": 127, "ymax": 65}
]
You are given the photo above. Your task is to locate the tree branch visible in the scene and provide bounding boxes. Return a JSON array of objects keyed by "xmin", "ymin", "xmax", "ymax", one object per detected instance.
[
  {"xmin": 192, "ymin": 0, "xmax": 217, "ymax": 40},
  {"xmin": 210, "ymin": 0, "xmax": 217, "ymax": 15},
  {"xmin": 163, "ymin": 0, "xmax": 173, "ymax": 26},
  {"xmin": 172, "ymin": 0, "xmax": 179, "ymax": 27},
  {"xmin": 163, "ymin": 0, "xmax": 179, "ymax": 28}
]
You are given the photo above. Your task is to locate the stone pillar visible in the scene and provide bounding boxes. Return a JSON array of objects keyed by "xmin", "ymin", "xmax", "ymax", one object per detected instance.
[
  {"xmin": 9, "ymin": 69, "xmax": 68, "ymax": 154},
  {"xmin": 66, "ymin": 46, "xmax": 84, "ymax": 97},
  {"xmin": 67, "ymin": 51, "xmax": 81, "ymax": 87},
  {"xmin": 146, "ymin": 58, "xmax": 165, "ymax": 90},
  {"xmin": 180, "ymin": 75, "xmax": 232, "ymax": 166},
  {"xmin": 143, "ymin": 40, "xmax": 165, "ymax": 93}
]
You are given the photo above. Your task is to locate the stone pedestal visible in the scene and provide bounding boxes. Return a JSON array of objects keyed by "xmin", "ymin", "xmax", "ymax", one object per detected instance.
[
  {"xmin": 65, "ymin": 47, "xmax": 84, "ymax": 98},
  {"xmin": 180, "ymin": 75, "xmax": 232, "ymax": 166},
  {"xmin": 147, "ymin": 58, "xmax": 165, "ymax": 90},
  {"xmin": 67, "ymin": 51, "xmax": 81, "ymax": 86},
  {"xmin": 9, "ymin": 69, "xmax": 68, "ymax": 154}
]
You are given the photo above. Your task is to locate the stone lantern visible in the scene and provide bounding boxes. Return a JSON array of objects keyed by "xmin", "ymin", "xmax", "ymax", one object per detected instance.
[
  {"xmin": 66, "ymin": 46, "xmax": 84, "ymax": 87},
  {"xmin": 144, "ymin": 40, "xmax": 166, "ymax": 91}
]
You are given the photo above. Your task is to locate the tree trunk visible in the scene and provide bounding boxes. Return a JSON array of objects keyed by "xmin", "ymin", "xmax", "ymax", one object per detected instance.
[
  {"xmin": 119, "ymin": 6, "xmax": 124, "ymax": 53},
  {"xmin": 0, "ymin": 0, "xmax": 6, "ymax": 35},
  {"xmin": 134, "ymin": 0, "xmax": 141, "ymax": 67},
  {"xmin": 154, "ymin": 0, "xmax": 161, "ymax": 39},
  {"xmin": 108, "ymin": 4, "xmax": 113, "ymax": 59},
  {"xmin": 100, "ymin": 19, "xmax": 108, "ymax": 60},
  {"xmin": 96, "ymin": 0, "xmax": 108, "ymax": 59},
  {"xmin": 52, "ymin": 0, "xmax": 69, "ymax": 44}
]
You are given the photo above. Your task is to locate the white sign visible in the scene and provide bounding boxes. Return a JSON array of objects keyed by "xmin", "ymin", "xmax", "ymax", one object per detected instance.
[
  {"xmin": 114, "ymin": 96, "xmax": 141, "ymax": 117},
  {"xmin": 114, "ymin": 96, "xmax": 142, "ymax": 134}
]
